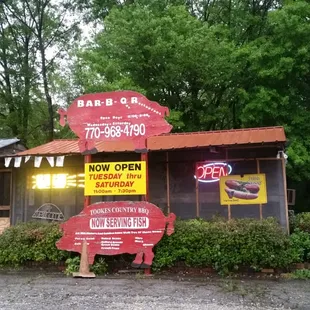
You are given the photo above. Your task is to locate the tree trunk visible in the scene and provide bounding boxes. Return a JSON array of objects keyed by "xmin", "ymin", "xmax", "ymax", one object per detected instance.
[{"xmin": 39, "ymin": 40, "xmax": 54, "ymax": 141}]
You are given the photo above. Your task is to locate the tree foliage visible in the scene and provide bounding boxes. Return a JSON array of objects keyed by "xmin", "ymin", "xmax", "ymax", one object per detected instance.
[
  {"xmin": 1, "ymin": 0, "xmax": 310, "ymax": 207},
  {"xmin": 73, "ymin": 0, "xmax": 310, "ymax": 187},
  {"xmin": 238, "ymin": 1, "xmax": 310, "ymax": 181},
  {"xmin": 0, "ymin": 0, "xmax": 80, "ymax": 146}
]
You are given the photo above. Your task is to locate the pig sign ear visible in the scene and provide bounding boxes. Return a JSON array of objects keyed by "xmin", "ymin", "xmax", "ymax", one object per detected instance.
[{"xmin": 57, "ymin": 108, "xmax": 67, "ymax": 127}]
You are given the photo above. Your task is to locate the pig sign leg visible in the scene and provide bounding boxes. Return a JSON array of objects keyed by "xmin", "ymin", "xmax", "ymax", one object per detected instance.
[
  {"xmin": 88, "ymin": 253, "xmax": 95, "ymax": 265},
  {"xmin": 131, "ymin": 251, "xmax": 143, "ymax": 268},
  {"xmin": 140, "ymin": 248, "xmax": 154, "ymax": 268}
]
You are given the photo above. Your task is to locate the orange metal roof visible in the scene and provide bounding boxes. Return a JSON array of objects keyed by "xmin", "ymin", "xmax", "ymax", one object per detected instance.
[{"xmin": 16, "ymin": 126, "xmax": 286, "ymax": 156}]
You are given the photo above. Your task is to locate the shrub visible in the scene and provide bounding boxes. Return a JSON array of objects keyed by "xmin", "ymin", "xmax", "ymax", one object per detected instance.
[
  {"xmin": 0, "ymin": 218, "xmax": 305, "ymax": 275},
  {"xmin": 291, "ymin": 269, "xmax": 310, "ymax": 279},
  {"xmin": 289, "ymin": 229, "xmax": 310, "ymax": 263},
  {"xmin": 64, "ymin": 256, "xmax": 108, "ymax": 276},
  {"xmin": 0, "ymin": 221, "xmax": 69, "ymax": 266},
  {"xmin": 292, "ymin": 213, "xmax": 310, "ymax": 233},
  {"xmin": 153, "ymin": 217, "xmax": 295, "ymax": 274}
]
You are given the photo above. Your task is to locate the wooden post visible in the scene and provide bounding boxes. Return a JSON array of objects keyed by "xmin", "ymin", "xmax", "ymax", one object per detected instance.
[
  {"xmin": 141, "ymin": 153, "xmax": 149, "ymax": 201},
  {"xmin": 195, "ymin": 163, "xmax": 200, "ymax": 218},
  {"xmin": 256, "ymin": 159, "xmax": 263, "ymax": 220},
  {"xmin": 225, "ymin": 148, "xmax": 231, "ymax": 221},
  {"xmin": 141, "ymin": 152, "xmax": 151, "ymax": 275},
  {"xmin": 166, "ymin": 152, "xmax": 170, "ymax": 213},
  {"xmin": 84, "ymin": 154, "xmax": 92, "ymax": 208},
  {"xmin": 73, "ymin": 240, "xmax": 95, "ymax": 278},
  {"xmin": 281, "ymin": 158, "xmax": 290, "ymax": 233},
  {"xmin": 227, "ymin": 205, "xmax": 231, "ymax": 220}
]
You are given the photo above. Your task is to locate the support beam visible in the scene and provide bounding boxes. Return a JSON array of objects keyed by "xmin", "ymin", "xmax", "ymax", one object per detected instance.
[{"xmin": 84, "ymin": 154, "xmax": 92, "ymax": 208}]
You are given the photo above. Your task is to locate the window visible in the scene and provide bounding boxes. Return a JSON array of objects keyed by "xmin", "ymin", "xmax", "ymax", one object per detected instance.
[
  {"xmin": 0, "ymin": 172, "xmax": 11, "ymax": 206},
  {"xmin": 31, "ymin": 173, "xmax": 85, "ymax": 189}
]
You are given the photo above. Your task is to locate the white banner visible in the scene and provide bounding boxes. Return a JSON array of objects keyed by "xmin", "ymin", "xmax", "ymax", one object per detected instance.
[
  {"xmin": 34, "ymin": 156, "xmax": 43, "ymax": 168},
  {"xmin": 56, "ymin": 156, "xmax": 65, "ymax": 167},
  {"xmin": 46, "ymin": 156, "xmax": 55, "ymax": 167},
  {"xmin": 4, "ymin": 157, "xmax": 12, "ymax": 168},
  {"xmin": 14, "ymin": 157, "xmax": 22, "ymax": 167}
]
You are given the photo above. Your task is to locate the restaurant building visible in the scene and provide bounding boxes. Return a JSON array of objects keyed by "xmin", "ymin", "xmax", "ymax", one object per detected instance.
[
  {"xmin": 3, "ymin": 126, "xmax": 289, "ymax": 231},
  {"xmin": 0, "ymin": 138, "xmax": 26, "ymax": 233}
]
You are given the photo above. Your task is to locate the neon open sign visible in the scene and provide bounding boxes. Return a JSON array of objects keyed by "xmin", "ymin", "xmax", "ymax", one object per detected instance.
[{"xmin": 195, "ymin": 162, "xmax": 232, "ymax": 183}]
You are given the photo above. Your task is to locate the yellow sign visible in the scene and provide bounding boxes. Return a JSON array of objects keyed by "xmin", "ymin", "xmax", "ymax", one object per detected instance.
[
  {"xmin": 84, "ymin": 161, "xmax": 146, "ymax": 196},
  {"xmin": 220, "ymin": 174, "xmax": 267, "ymax": 205}
]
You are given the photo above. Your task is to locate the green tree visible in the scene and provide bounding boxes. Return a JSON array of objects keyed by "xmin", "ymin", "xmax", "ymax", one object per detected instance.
[
  {"xmin": 75, "ymin": 4, "xmax": 242, "ymax": 131},
  {"xmin": 0, "ymin": 0, "xmax": 80, "ymax": 145},
  {"xmin": 238, "ymin": 0, "xmax": 310, "ymax": 181}
]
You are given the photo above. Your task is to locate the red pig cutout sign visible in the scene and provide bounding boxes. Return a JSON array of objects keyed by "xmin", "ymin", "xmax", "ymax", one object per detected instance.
[
  {"xmin": 58, "ymin": 91, "xmax": 172, "ymax": 154},
  {"xmin": 56, "ymin": 201, "xmax": 176, "ymax": 268}
]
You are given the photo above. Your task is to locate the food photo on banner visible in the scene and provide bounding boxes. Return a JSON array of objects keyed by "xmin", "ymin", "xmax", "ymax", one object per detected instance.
[{"xmin": 219, "ymin": 174, "xmax": 267, "ymax": 205}]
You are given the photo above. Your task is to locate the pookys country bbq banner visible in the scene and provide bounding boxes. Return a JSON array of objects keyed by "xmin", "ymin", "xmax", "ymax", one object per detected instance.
[
  {"xmin": 84, "ymin": 161, "xmax": 146, "ymax": 196},
  {"xmin": 219, "ymin": 174, "xmax": 267, "ymax": 205}
]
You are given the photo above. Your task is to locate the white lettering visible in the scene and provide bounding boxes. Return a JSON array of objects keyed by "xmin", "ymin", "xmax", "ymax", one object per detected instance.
[
  {"xmin": 76, "ymin": 97, "xmax": 140, "ymax": 108},
  {"xmin": 106, "ymin": 98, "xmax": 113, "ymax": 106},
  {"xmin": 86, "ymin": 100, "xmax": 93, "ymax": 107},
  {"xmin": 90, "ymin": 217, "xmax": 149, "ymax": 230},
  {"xmin": 77, "ymin": 100, "xmax": 84, "ymax": 107}
]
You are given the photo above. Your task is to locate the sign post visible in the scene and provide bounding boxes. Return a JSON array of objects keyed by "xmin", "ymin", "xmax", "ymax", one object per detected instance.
[
  {"xmin": 140, "ymin": 152, "xmax": 150, "ymax": 274},
  {"xmin": 84, "ymin": 154, "xmax": 92, "ymax": 208},
  {"xmin": 57, "ymin": 91, "xmax": 173, "ymax": 276}
]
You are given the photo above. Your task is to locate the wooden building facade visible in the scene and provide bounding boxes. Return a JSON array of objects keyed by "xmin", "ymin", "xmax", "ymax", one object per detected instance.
[
  {"xmin": 0, "ymin": 138, "xmax": 26, "ymax": 233},
  {"xmin": 5, "ymin": 127, "xmax": 289, "ymax": 231}
]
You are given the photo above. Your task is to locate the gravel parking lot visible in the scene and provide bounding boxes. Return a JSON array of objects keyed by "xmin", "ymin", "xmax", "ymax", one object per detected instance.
[{"xmin": 0, "ymin": 272, "xmax": 309, "ymax": 310}]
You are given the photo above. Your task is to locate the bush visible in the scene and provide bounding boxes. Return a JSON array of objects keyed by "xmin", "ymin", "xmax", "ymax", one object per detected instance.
[
  {"xmin": 0, "ymin": 218, "xmax": 306, "ymax": 275},
  {"xmin": 291, "ymin": 269, "xmax": 310, "ymax": 279},
  {"xmin": 292, "ymin": 213, "xmax": 310, "ymax": 233},
  {"xmin": 289, "ymin": 229, "xmax": 310, "ymax": 263},
  {"xmin": 0, "ymin": 221, "xmax": 69, "ymax": 266},
  {"xmin": 64, "ymin": 256, "xmax": 108, "ymax": 276},
  {"xmin": 153, "ymin": 217, "xmax": 295, "ymax": 274}
]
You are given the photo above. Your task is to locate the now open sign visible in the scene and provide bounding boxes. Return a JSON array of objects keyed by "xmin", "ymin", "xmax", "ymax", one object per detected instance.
[{"xmin": 195, "ymin": 162, "xmax": 232, "ymax": 183}]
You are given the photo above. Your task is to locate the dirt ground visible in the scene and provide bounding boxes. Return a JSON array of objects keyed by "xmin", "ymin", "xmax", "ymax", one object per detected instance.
[{"xmin": 0, "ymin": 271, "xmax": 309, "ymax": 310}]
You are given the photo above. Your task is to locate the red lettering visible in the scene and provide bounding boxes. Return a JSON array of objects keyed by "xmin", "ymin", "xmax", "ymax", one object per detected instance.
[
  {"xmin": 204, "ymin": 166, "xmax": 212, "ymax": 178},
  {"xmin": 212, "ymin": 166, "xmax": 220, "ymax": 179},
  {"xmin": 219, "ymin": 167, "xmax": 226, "ymax": 177},
  {"xmin": 196, "ymin": 163, "xmax": 230, "ymax": 181}
]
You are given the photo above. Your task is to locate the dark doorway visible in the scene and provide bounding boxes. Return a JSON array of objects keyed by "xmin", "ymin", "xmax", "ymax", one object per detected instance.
[{"xmin": 0, "ymin": 170, "xmax": 11, "ymax": 233}]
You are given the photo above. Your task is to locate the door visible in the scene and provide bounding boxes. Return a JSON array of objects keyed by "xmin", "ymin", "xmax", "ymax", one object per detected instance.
[{"xmin": 0, "ymin": 170, "xmax": 11, "ymax": 233}]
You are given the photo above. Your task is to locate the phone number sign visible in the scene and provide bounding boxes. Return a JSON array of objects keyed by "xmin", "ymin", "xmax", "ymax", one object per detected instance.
[
  {"xmin": 85, "ymin": 123, "xmax": 146, "ymax": 140},
  {"xmin": 58, "ymin": 91, "xmax": 172, "ymax": 153},
  {"xmin": 84, "ymin": 161, "xmax": 146, "ymax": 196}
]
